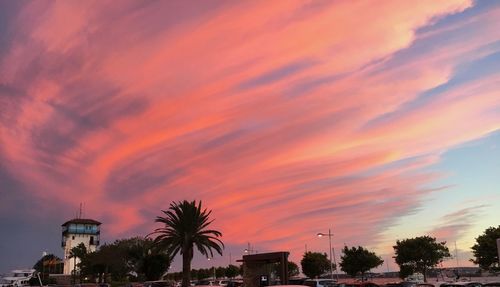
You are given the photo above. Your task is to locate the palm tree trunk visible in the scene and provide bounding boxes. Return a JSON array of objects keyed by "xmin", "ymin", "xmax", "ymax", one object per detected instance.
[
  {"xmin": 182, "ymin": 247, "xmax": 193, "ymax": 287},
  {"xmin": 73, "ymin": 257, "xmax": 76, "ymax": 284}
]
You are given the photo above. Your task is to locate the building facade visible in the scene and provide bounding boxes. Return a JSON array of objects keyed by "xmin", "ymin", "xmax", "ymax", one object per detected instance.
[{"xmin": 61, "ymin": 218, "xmax": 101, "ymax": 275}]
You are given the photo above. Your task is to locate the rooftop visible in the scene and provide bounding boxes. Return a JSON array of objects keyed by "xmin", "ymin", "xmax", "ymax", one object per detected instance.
[{"xmin": 61, "ymin": 218, "xmax": 101, "ymax": 226}]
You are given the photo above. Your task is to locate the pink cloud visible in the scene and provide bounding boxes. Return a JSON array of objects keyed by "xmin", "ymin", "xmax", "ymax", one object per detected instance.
[{"xmin": 0, "ymin": 0, "xmax": 499, "ymax": 268}]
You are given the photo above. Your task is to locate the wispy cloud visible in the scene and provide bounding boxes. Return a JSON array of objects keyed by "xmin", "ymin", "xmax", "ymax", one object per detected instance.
[
  {"xmin": 0, "ymin": 0, "xmax": 499, "ymax": 269},
  {"xmin": 429, "ymin": 205, "xmax": 488, "ymax": 242}
]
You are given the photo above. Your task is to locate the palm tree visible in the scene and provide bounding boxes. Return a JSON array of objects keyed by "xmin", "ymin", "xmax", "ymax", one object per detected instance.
[
  {"xmin": 68, "ymin": 243, "xmax": 87, "ymax": 283},
  {"xmin": 149, "ymin": 200, "xmax": 224, "ymax": 287}
]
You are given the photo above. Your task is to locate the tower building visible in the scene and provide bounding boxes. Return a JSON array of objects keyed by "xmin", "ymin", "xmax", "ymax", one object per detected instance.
[{"xmin": 61, "ymin": 218, "xmax": 101, "ymax": 275}]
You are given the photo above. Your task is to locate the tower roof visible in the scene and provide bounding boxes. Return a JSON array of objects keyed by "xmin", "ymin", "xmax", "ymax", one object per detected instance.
[{"xmin": 62, "ymin": 218, "xmax": 101, "ymax": 226}]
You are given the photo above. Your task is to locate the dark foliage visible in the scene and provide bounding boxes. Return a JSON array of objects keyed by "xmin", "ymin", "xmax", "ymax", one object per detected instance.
[
  {"xmin": 149, "ymin": 200, "xmax": 224, "ymax": 287},
  {"xmin": 225, "ymin": 265, "xmax": 240, "ymax": 278},
  {"xmin": 471, "ymin": 225, "xmax": 500, "ymax": 272},
  {"xmin": 393, "ymin": 236, "xmax": 450, "ymax": 282},
  {"xmin": 301, "ymin": 252, "xmax": 331, "ymax": 279},
  {"xmin": 80, "ymin": 237, "xmax": 171, "ymax": 282},
  {"xmin": 340, "ymin": 246, "xmax": 383, "ymax": 280}
]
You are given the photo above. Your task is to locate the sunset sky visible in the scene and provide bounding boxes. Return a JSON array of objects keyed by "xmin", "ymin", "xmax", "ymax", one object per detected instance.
[{"xmin": 0, "ymin": 0, "xmax": 499, "ymax": 273}]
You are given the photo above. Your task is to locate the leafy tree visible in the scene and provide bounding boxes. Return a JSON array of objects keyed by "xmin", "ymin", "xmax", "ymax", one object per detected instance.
[
  {"xmin": 142, "ymin": 253, "xmax": 171, "ymax": 280},
  {"xmin": 393, "ymin": 236, "xmax": 450, "ymax": 282},
  {"xmin": 149, "ymin": 200, "xmax": 224, "ymax": 287},
  {"xmin": 120, "ymin": 237, "xmax": 172, "ymax": 281},
  {"xmin": 301, "ymin": 252, "xmax": 331, "ymax": 279},
  {"xmin": 287, "ymin": 261, "xmax": 300, "ymax": 277},
  {"xmin": 225, "ymin": 265, "xmax": 240, "ymax": 279},
  {"xmin": 166, "ymin": 272, "xmax": 183, "ymax": 281},
  {"xmin": 81, "ymin": 243, "xmax": 126, "ymax": 282},
  {"xmin": 197, "ymin": 268, "xmax": 211, "ymax": 280},
  {"xmin": 216, "ymin": 266, "xmax": 226, "ymax": 279},
  {"xmin": 191, "ymin": 269, "xmax": 199, "ymax": 280},
  {"xmin": 271, "ymin": 261, "xmax": 300, "ymax": 278},
  {"xmin": 80, "ymin": 237, "xmax": 171, "ymax": 282},
  {"xmin": 471, "ymin": 225, "xmax": 500, "ymax": 272},
  {"xmin": 339, "ymin": 246, "xmax": 383, "ymax": 280}
]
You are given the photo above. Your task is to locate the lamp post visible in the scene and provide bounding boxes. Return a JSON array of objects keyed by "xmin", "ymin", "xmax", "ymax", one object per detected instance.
[
  {"xmin": 208, "ymin": 258, "xmax": 216, "ymax": 280},
  {"xmin": 317, "ymin": 229, "xmax": 339, "ymax": 282},
  {"xmin": 244, "ymin": 242, "xmax": 258, "ymax": 254}
]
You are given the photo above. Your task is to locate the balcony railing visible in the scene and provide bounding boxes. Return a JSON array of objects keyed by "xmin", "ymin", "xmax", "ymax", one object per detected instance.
[{"xmin": 62, "ymin": 230, "xmax": 100, "ymax": 236}]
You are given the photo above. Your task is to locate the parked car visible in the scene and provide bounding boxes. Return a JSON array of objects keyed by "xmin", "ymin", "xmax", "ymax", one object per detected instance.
[
  {"xmin": 342, "ymin": 282, "xmax": 379, "ymax": 287},
  {"xmin": 143, "ymin": 281, "xmax": 174, "ymax": 287},
  {"xmin": 195, "ymin": 280, "xmax": 212, "ymax": 286},
  {"xmin": 384, "ymin": 282, "xmax": 420, "ymax": 287},
  {"xmin": 225, "ymin": 281, "xmax": 243, "ymax": 287},
  {"xmin": 483, "ymin": 283, "xmax": 500, "ymax": 287},
  {"xmin": 214, "ymin": 280, "xmax": 229, "ymax": 287},
  {"xmin": 289, "ymin": 278, "xmax": 307, "ymax": 286},
  {"xmin": 439, "ymin": 282, "xmax": 482, "ymax": 287},
  {"xmin": 74, "ymin": 284, "xmax": 98, "ymax": 287},
  {"xmin": 303, "ymin": 279, "xmax": 338, "ymax": 287}
]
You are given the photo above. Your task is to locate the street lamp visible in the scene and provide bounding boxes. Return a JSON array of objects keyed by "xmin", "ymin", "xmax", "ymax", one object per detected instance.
[
  {"xmin": 244, "ymin": 248, "xmax": 258, "ymax": 254},
  {"xmin": 207, "ymin": 258, "xmax": 216, "ymax": 280},
  {"xmin": 244, "ymin": 242, "xmax": 258, "ymax": 254},
  {"xmin": 317, "ymin": 229, "xmax": 339, "ymax": 282}
]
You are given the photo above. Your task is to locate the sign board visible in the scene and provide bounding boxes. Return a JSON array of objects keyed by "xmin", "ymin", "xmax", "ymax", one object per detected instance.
[{"xmin": 259, "ymin": 275, "xmax": 268, "ymax": 287}]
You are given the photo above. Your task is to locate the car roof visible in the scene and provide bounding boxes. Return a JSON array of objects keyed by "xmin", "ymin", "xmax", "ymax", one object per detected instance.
[{"xmin": 440, "ymin": 283, "xmax": 482, "ymax": 286}]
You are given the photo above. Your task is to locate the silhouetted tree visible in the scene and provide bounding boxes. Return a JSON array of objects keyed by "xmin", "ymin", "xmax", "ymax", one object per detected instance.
[
  {"xmin": 69, "ymin": 243, "xmax": 87, "ymax": 283},
  {"xmin": 271, "ymin": 261, "xmax": 300, "ymax": 278},
  {"xmin": 215, "ymin": 266, "xmax": 225, "ymax": 279},
  {"xmin": 301, "ymin": 252, "xmax": 331, "ymax": 279},
  {"xmin": 197, "ymin": 268, "xmax": 211, "ymax": 280},
  {"xmin": 340, "ymin": 246, "xmax": 383, "ymax": 280},
  {"xmin": 225, "ymin": 265, "xmax": 240, "ymax": 279},
  {"xmin": 149, "ymin": 200, "xmax": 224, "ymax": 287},
  {"xmin": 80, "ymin": 237, "xmax": 171, "ymax": 282},
  {"xmin": 393, "ymin": 236, "xmax": 450, "ymax": 282},
  {"xmin": 471, "ymin": 225, "xmax": 500, "ymax": 272}
]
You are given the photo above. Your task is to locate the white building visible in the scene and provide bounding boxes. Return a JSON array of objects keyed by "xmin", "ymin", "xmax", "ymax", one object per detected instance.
[{"xmin": 61, "ymin": 218, "xmax": 101, "ymax": 275}]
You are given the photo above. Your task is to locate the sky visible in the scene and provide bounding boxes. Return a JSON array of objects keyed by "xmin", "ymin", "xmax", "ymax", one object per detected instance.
[{"xmin": 0, "ymin": 0, "xmax": 499, "ymax": 274}]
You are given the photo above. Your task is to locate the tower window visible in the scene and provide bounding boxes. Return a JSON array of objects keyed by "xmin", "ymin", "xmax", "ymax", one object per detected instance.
[
  {"xmin": 72, "ymin": 236, "xmax": 75, "ymax": 240},
  {"xmin": 90, "ymin": 236, "xmax": 94, "ymax": 245}
]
